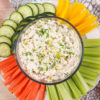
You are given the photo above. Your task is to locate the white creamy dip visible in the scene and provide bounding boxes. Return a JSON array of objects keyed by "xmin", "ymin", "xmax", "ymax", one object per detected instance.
[{"xmin": 18, "ymin": 18, "xmax": 81, "ymax": 82}]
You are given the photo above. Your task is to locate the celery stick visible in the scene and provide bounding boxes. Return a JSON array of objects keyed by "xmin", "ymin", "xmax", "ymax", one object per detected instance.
[
  {"xmin": 79, "ymin": 72, "xmax": 97, "ymax": 80},
  {"xmin": 84, "ymin": 78, "xmax": 97, "ymax": 87},
  {"xmin": 63, "ymin": 82, "xmax": 75, "ymax": 99},
  {"xmin": 57, "ymin": 83, "xmax": 73, "ymax": 100},
  {"xmin": 83, "ymin": 38, "xmax": 100, "ymax": 47},
  {"xmin": 67, "ymin": 79, "xmax": 82, "ymax": 99},
  {"xmin": 56, "ymin": 85, "xmax": 63, "ymax": 100},
  {"xmin": 84, "ymin": 48, "xmax": 100, "ymax": 57},
  {"xmin": 80, "ymin": 65, "xmax": 100, "ymax": 74},
  {"xmin": 79, "ymin": 67, "xmax": 98, "ymax": 77},
  {"xmin": 48, "ymin": 85, "xmax": 59, "ymax": 100},
  {"xmin": 82, "ymin": 58, "xmax": 100, "ymax": 69},
  {"xmin": 84, "ymin": 56, "xmax": 100, "ymax": 61},
  {"xmin": 47, "ymin": 86, "xmax": 51, "ymax": 100},
  {"xmin": 72, "ymin": 71, "xmax": 89, "ymax": 95}
]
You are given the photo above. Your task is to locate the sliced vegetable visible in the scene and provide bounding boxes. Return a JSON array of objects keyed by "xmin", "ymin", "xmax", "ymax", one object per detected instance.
[
  {"xmin": 47, "ymin": 85, "xmax": 59, "ymax": 100},
  {"xmin": 36, "ymin": 3, "xmax": 45, "ymax": 14},
  {"xmin": 10, "ymin": 11, "xmax": 23, "ymax": 24},
  {"xmin": 56, "ymin": 83, "xmax": 73, "ymax": 100},
  {"xmin": 0, "ymin": 25, "xmax": 15, "ymax": 38},
  {"xmin": 43, "ymin": 3, "xmax": 56, "ymax": 14},
  {"xmin": 83, "ymin": 38, "xmax": 100, "ymax": 47},
  {"xmin": 0, "ymin": 43, "xmax": 11, "ymax": 57},
  {"xmin": 0, "ymin": 36, "xmax": 12, "ymax": 46},
  {"xmin": 18, "ymin": 5, "xmax": 33, "ymax": 18},
  {"xmin": 27, "ymin": 3, "xmax": 39, "ymax": 16},
  {"xmin": 67, "ymin": 79, "xmax": 82, "ymax": 99},
  {"xmin": 3, "ymin": 19, "xmax": 17, "ymax": 29},
  {"xmin": 38, "ymin": 85, "xmax": 46, "ymax": 100},
  {"xmin": 72, "ymin": 71, "xmax": 89, "ymax": 95}
]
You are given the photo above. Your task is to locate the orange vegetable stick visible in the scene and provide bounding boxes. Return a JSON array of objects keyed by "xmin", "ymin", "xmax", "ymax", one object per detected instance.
[
  {"xmin": 2, "ymin": 66, "xmax": 19, "ymax": 79},
  {"xmin": 56, "ymin": 0, "xmax": 65, "ymax": 16},
  {"xmin": 59, "ymin": 0, "xmax": 70, "ymax": 19},
  {"xmin": 2, "ymin": 61, "xmax": 17, "ymax": 73},
  {"xmin": 3, "ymin": 68, "xmax": 21, "ymax": 86},
  {"xmin": 79, "ymin": 23, "xmax": 100, "ymax": 36},
  {"xmin": 19, "ymin": 81, "xmax": 37, "ymax": 100},
  {"xmin": 0, "ymin": 55, "xmax": 15, "ymax": 70},
  {"xmin": 8, "ymin": 73, "xmax": 26, "ymax": 92},
  {"xmin": 76, "ymin": 15, "xmax": 98, "ymax": 30},
  {"xmin": 67, "ymin": 1, "xmax": 79, "ymax": 19},
  {"xmin": 0, "ymin": 55, "xmax": 15, "ymax": 65},
  {"xmin": 69, "ymin": 9, "xmax": 89, "ymax": 26},
  {"xmin": 26, "ymin": 84, "xmax": 41, "ymax": 100},
  {"xmin": 38, "ymin": 85, "xmax": 46, "ymax": 100},
  {"xmin": 13, "ymin": 78, "xmax": 30, "ymax": 97}
]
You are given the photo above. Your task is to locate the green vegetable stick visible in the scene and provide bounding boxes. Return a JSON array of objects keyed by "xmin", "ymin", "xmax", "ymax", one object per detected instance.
[
  {"xmin": 63, "ymin": 82, "xmax": 75, "ymax": 99},
  {"xmin": 80, "ymin": 65, "xmax": 100, "ymax": 74},
  {"xmin": 79, "ymin": 67, "xmax": 98, "ymax": 77},
  {"xmin": 82, "ymin": 58, "xmax": 100, "ymax": 69},
  {"xmin": 48, "ymin": 85, "xmax": 59, "ymax": 100},
  {"xmin": 84, "ymin": 48, "xmax": 100, "ymax": 57},
  {"xmin": 67, "ymin": 78, "xmax": 82, "ymax": 99},
  {"xmin": 55, "ymin": 85, "xmax": 63, "ymax": 100},
  {"xmin": 83, "ymin": 38, "xmax": 100, "ymax": 47},
  {"xmin": 47, "ymin": 86, "xmax": 52, "ymax": 100},
  {"xmin": 84, "ymin": 78, "xmax": 97, "ymax": 87},
  {"xmin": 79, "ymin": 72, "xmax": 97, "ymax": 80},
  {"xmin": 84, "ymin": 56, "xmax": 100, "ymax": 61},
  {"xmin": 72, "ymin": 71, "xmax": 90, "ymax": 95},
  {"xmin": 57, "ymin": 83, "xmax": 73, "ymax": 100}
]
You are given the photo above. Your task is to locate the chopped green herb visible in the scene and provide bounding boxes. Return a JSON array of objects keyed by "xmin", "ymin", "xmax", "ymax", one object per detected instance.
[
  {"xmin": 46, "ymin": 67, "xmax": 48, "ymax": 71},
  {"xmin": 52, "ymin": 37, "xmax": 57, "ymax": 39},
  {"xmin": 39, "ymin": 61, "xmax": 42, "ymax": 64},
  {"xmin": 67, "ymin": 52, "xmax": 74, "ymax": 55},
  {"xmin": 30, "ymin": 59, "xmax": 34, "ymax": 61},
  {"xmin": 44, "ymin": 63, "xmax": 47, "ymax": 66},
  {"xmin": 51, "ymin": 62, "xmax": 56, "ymax": 68},
  {"xmin": 25, "ymin": 52, "xmax": 32, "ymax": 56},
  {"xmin": 37, "ymin": 25, "xmax": 42, "ymax": 28},
  {"xmin": 23, "ymin": 41, "xmax": 28, "ymax": 45},
  {"xmin": 46, "ymin": 33, "xmax": 49, "ymax": 38},
  {"xmin": 39, "ymin": 46, "xmax": 42, "ymax": 48},
  {"xmin": 40, "ymin": 67, "xmax": 43, "ymax": 71},
  {"xmin": 59, "ymin": 48, "xmax": 61, "ymax": 52}
]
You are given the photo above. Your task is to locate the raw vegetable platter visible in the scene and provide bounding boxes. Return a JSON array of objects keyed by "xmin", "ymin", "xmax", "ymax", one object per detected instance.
[{"xmin": 0, "ymin": 0, "xmax": 100, "ymax": 100}]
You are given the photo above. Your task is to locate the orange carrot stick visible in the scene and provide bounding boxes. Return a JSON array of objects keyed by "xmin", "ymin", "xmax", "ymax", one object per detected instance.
[
  {"xmin": 8, "ymin": 73, "xmax": 26, "ymax": 92},
  {"xmin": 38, "ymin": 85, "xmax": 46, "ymax": 100},
  {"xmin": 2, "ymin": 66, "xmax": 19, "ymax": 79},
  {"xmin": 19, "ymin": 81, "xmax": 37, "ymax": 100},
  {"xmin": 0, "ymin": 55, "xmax": 15, "ymax": 65},
  {"xmin": 2, "ymin": 61, "xmax": 17, "ymax": 73},
  {"xmin": 26, "ymin": 84, "xmax": 41, "ymax": 100},
  {"xmin": 13, "ymin": 78, "xmax": 30, "ymax": 97},
  {"xmin": 3, "ymin": 68, "xmax": 21, "ymax": 86}
]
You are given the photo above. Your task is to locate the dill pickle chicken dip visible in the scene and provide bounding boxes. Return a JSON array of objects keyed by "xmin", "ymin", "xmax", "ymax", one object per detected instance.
[{"xmin": 18, "ymin": 18, "xmax": 81, "ymax": 83}]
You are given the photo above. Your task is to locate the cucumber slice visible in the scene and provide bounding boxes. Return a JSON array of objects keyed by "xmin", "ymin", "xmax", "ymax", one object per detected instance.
[
  {"xmin": 0, "ymin": 26, "xmax": 15, "ymax": 38},
  {"xmin": 0, "ymin": 36, "xmax": 12, "ymax": 46},
  {"xmin": 0, "ymin": 43, "xmax": 11, "ymax": 57},
  {"xmin": 18, "ymin": 5, "xmax": 33, "ymax": 18},
  {"xmin": 3, "ymin": 19, "xmax": 17, "ymax": 29},
  {"xmin": 10, "ymin": 11, "xmax": 23, "ymax": 24},
  {"xmin": 43, "ymin": 3, "xmax": 56, "ymax": 14},
  {"xmin": 36, "ymin": 3, "xmax": 45, "ymax": 14},
  {"xmin": 27, "ymin": 3, "xmax": 39, "ymax": 16}
]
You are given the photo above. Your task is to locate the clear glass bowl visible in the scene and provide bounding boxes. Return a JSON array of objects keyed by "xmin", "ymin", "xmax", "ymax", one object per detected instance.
[{"xmin": 15, "ymin": 16, "xmax": 84, "ymax": 85}]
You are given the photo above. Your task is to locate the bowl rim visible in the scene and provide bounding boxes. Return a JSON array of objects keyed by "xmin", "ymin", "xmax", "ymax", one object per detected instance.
[{"xmin": 15, "ymin": 16, "xmax": 84, "ymax": 85}]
